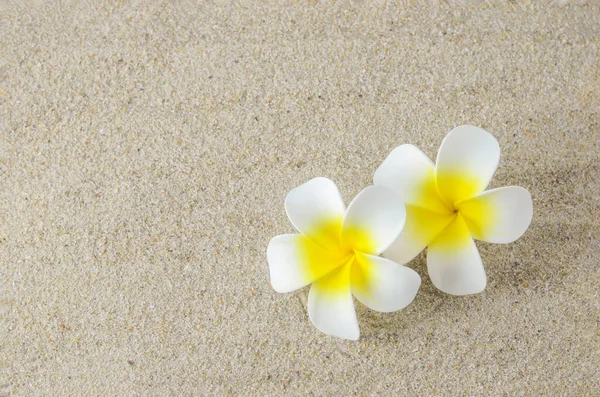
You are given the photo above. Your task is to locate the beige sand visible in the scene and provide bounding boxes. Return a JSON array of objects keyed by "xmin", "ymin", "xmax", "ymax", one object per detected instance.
[{"xmin": 1, "ymin": 1, "xmax": 599, "ymax": 395}]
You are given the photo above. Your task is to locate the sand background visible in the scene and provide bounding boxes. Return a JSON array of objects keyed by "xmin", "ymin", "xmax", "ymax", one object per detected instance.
[{"xmin": 1, "ymin": 1, "xmax": 599, "ymax": 395}]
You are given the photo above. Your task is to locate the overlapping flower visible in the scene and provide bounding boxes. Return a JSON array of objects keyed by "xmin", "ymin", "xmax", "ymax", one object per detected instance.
[{"xmin": 267, "ymin": 178, "xmax": 421, "ymax": 340}]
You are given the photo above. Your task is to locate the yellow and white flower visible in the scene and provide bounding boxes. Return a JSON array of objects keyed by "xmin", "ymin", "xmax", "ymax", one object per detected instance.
[
  {"xmin": 267, "ymin": 177, "xmax": 421, "ymax": 340},
  {"xmin": 374, "ymin": 125, "xmax": 533, "ymax": 295}
]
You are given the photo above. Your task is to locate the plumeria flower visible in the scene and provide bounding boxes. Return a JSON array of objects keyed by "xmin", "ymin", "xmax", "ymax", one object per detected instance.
[
  {"xmin": 374, "ymin": 125, "xmax": 533, "ymax": 295},
  {"xmin": 267, "ymin": 177, "xmax": 421, "ymax": 340}
]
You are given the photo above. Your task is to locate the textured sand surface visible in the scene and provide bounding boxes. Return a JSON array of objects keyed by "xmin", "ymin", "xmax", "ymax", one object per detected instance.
[{"xmin": 1, "ymin": 1, "xmax": 599, "ymax": 395}]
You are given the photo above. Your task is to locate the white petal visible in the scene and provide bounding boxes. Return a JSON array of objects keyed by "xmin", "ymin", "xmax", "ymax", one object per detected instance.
[
  {"xmin": 341, "ymin": 185, "xmax": 406, "ymax": 255},
  {"xmin": 374, "ymin": 144, "xmax": 450, "ymax": 214},
  {"xmin": 285, "ymin": 177, "xmax": 345, "ymax": 249},
  {"xmin": 456, "ymin": 186, "xmax": 533, "ymax": 244},
  {"xmin": 351, "ymin": 253, "xmax": 421, "ymax": 313},
  {"xmin": 427, "ymin": 214, "xmax": 487, "ymax": 295},
  {"xmin": 308, "ymin": 262, "xmax": 359, "ymax": 340},
  {"xmin": 383, "ymin": 205, "xmax": 455, "ymax": 265},
  {"xmin": 435, "ymin": 125, "xmax": 500, "ymax": 206},
  {"xmin": 267, "ymin": 234, "xmax": 349, "ymax": 293}
]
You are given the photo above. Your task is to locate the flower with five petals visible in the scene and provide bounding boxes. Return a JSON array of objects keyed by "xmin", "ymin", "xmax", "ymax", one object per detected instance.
[
  {"xmin": 374, "ymin": 125, "xmax": 533, "ymax": 295},
  {"xmin": 267, "ymin": 177, "xmax": 421, "ymax": 340}
]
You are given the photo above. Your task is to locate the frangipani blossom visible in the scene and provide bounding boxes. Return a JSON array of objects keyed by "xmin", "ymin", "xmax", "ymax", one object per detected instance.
[
  {"xmin": 267, "ymin": 177, "xmax": 421, "ymax": 340},
  {"xmin": 374, "ymin": 125, "xmax": 533, "ymax": 296}
]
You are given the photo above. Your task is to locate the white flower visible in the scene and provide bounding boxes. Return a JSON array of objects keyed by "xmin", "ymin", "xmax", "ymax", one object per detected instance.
[
  {"xmin": 267, "ymin": 177, "xmax": 421, "ymax": 340},
  {"xmin": 374, "ymin": 125, "xmax": 533, "ymax": 295}
]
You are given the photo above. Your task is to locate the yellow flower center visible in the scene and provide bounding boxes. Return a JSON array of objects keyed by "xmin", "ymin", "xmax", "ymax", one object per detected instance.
[
  {"xmin": 296, "ymin": 217, "xmax": 375, "ymax": 296},
  {"xmin": 435, "ymin": 171, "xmax": 499, "ymax": 240},
  {"xmin": 436, "ymin": 171, "xmax": 484, "ymax": 212}
]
